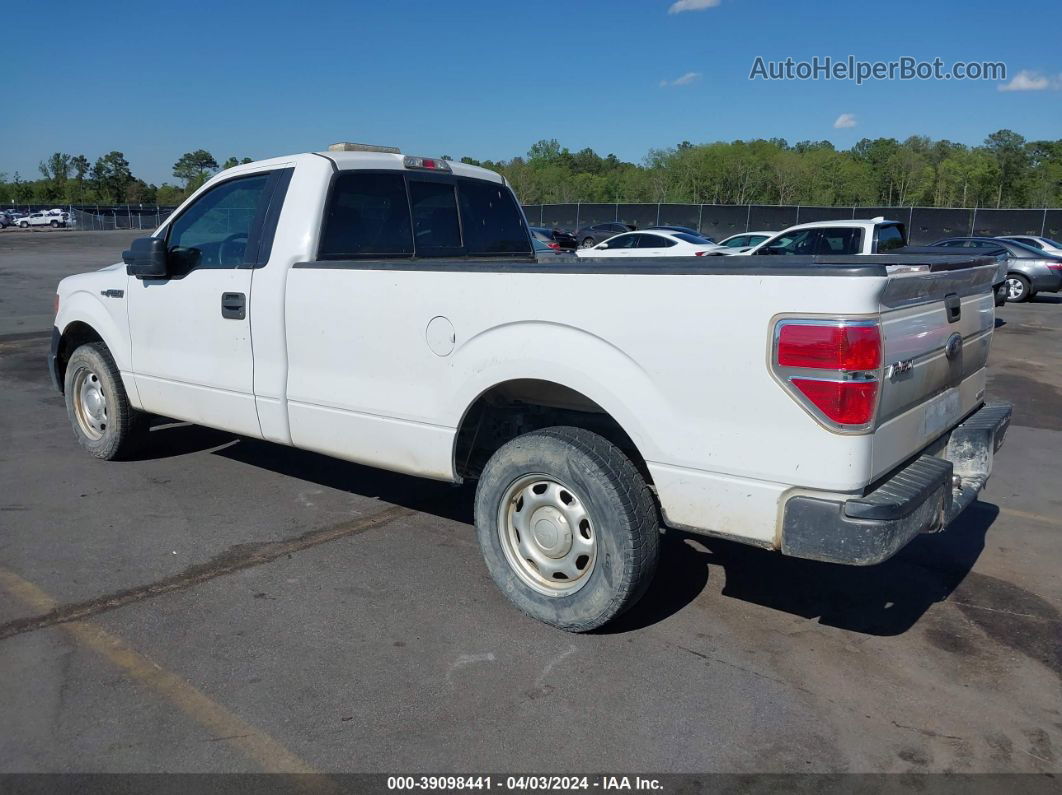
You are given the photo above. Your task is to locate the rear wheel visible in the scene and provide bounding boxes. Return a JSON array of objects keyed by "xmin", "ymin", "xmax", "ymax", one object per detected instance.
[
  {"xmin": 64, "ymin": 342, "xmax": 148, "ymax": 460},
  {"xmin": 580, "ymin": 237, "xmax": 595, "ymax": 249},
  {"xmin": 474, "ymin": 426, "xmax": 659, "ymax": 632},
  {"xmin": 1006, "ymin": 274, "xmax": 1031, "ymax": 303}
]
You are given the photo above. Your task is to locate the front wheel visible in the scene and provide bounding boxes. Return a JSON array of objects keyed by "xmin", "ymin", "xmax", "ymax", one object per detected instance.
[
  {"xmin": 64, "ymin": 342, "xmax": 148, "ymax": 460},
  {"xmin": 50, "ymin": 220, "xmax": 59, "ymax": 228},
  {"xmin": 1006, "ymin": 274, "xmax": 1031, "ymax": 303},
  {"xmin": 474, "ymin": 426, "xmax": 659, "ymax": 632},
  {"xmin": 19, "ymin": 221, "xmax": 28, "ymax": 228}
]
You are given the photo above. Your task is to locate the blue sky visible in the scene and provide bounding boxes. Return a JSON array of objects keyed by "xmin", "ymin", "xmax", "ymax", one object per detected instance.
[{"xmin": 4, "ymin": 0, "xmax": 1060, "ymax": 185}]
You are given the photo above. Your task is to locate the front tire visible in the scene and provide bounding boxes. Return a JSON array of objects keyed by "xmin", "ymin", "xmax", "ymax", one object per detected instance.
[
  {"xmin": 64, "ymin": 342, "xmax": 148, "ymax": 460},
  {"xmin": 50, "ymin": 220, "xmax": 59, "ymax": 228},
  {"xmin": 474, "ymin": 426, "xmax": 659, "ymax": 632},
  {"xmin": 1006, "ymin": 274, "xmax": 1031, "ymax": 303},
  {"xmin": 19, "ymin": 221, "xmax": 28, "ymax": 228}
]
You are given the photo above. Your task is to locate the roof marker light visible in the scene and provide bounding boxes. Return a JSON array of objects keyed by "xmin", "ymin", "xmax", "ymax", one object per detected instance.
[{"xmin": 328, "ymin": 142, "xmax": 401, "ymax": 153}]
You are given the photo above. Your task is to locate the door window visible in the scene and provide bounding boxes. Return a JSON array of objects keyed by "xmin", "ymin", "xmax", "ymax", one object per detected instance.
[
  {"xmin": 166, "ymin": 174, "xmax": 271, "ymax": 274},
  {"xmin": 638, "ymin": 234, "xmax": 676, "ymax": 248},
  {"xmin": 766, "ymin": 229, "xmax": 820, "ymax": 255},
  {"xmin": 816, "ymin": 227, "xmax": 862, "ymax": 255},
  {"xmin": 605, "ymin": 234, "xmax": 639, "ymax": 249}
]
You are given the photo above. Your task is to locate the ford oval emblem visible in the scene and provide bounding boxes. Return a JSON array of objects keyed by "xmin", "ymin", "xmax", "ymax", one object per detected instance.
[{"xmin": 945, "ymin": 332, "xmax": 963, "ymax": 361}]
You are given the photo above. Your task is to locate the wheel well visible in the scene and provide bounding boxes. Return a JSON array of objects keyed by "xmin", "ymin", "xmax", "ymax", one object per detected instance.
[
  {"xmin": 453, "ymin": 379, "xmax": 652, "ymax": 485},
  {"xmin": 55, "ymin": 322, "xmax": 104, "ymax": 391}
]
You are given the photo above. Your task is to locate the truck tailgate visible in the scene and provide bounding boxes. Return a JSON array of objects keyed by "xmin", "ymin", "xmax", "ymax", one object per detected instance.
[{"xmin": 871, "ymin": 258, "xmax": 998, "ymax": 480}]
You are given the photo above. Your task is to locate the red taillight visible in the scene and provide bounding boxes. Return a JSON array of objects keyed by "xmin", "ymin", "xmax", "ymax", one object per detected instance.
[
  {"xmin": 548, "ymin": 241, "xmax": 560, "ymax": 250},
  {"xmin": 791, "ymin": 378, "xmax": 878, "ymax": 425},
  {"xmin": 773, "ymin": 320, "xmax": 882, "ymax": 430},
  {"xmin": 778, "ymin": 324, "xmax": 881, "ymax": 371},
  {"xmin": 1047, "ymin": 263, "xmax": 1062, "ymax": 271}
]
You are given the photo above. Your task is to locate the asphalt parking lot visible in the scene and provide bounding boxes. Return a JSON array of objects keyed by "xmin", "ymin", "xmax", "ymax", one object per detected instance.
[{"xmin": 1, "ymin": 230, "xmax": 1060, "ymax": 775}]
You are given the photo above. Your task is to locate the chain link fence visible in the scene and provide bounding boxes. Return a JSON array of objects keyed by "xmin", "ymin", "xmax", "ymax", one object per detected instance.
[
  {"xmin": 67, "ymin": 206, "xmax": 175, "ymax": 231},
  {"xmin": 521, "ymin": 203, "xmax": 1062, "ymax": 245}
]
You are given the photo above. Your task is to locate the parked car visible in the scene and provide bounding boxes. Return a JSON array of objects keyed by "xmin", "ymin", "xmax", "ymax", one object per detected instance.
[
  {"xmin": 646, "ymin": 225, "xmax": 713, "ymax": 241},
  {"xmin": 573, "ymin": 222, "xmax": 633, "ymax": 249},
  {"xmin": 716, "ymin": 231, "xmax": 776, "ymax": 252},
  {"xmin": 530, "ymin": 226, "xmax": 577, "ymax": 251},
  {"xmin": 996, "ymin": 235, "xmax": 1062, "ymax": 257},
  {"xmin": 930, "ymin": 237, "xmax": 1062, "ymax": 302},
  {"xmin": 17, "ymin": 211, "xmax": 66, "ymax": 228},
  {"xmin": 738, "ymin": 217, "xmax": 907, "ymax": 256},
  {"xmin": 576, "ymin": 230, "xmax": 721, "ymax": 258},
  {"xmin": 0, "ymin": 211, "xmax": 13, "ymax": 228},
  {"xmin": 50, "ymin": 144, "xmax": 1010, "ymax": 632},
  {"xmin": 532, "ymin": 237, "xmax": 570, "ymax": 259}
]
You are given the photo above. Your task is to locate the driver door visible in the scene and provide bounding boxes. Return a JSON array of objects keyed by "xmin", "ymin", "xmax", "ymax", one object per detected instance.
[{"xmin": 127, "ymin": 172, "xmax": 274, "ymax": 437}]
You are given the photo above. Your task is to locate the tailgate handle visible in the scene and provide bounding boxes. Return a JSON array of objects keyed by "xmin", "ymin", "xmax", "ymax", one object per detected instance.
[{"xmin": 944, "ymin": 293, "xmax": 961, "ymax": 324}]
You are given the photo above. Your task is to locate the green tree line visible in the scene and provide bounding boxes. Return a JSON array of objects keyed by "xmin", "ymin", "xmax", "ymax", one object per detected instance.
[
  {"xmin": 0, "ymin": 150, "xmax": 252, "ymax": 206},
  {"xmin": 463, "ymin": 130, "xmax": 1062, "ymax": 209},
  {"xmin": 4, "ymin": 130, "xmax": 1060, "ymax": 208}
]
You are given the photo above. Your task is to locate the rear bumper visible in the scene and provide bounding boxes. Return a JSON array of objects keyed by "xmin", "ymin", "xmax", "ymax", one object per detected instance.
[
  {"xmin": 780, "ymin": 402, "xmax": 1012, "ymax": 565},
  {"xmin": 1029, "ymin": 269, "xmax": 1062, "ymax": 293}
]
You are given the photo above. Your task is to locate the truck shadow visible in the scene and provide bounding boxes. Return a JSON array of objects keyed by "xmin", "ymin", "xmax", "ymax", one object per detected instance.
[
  {"xmin": 608, "ymin": 501, "xmax": 998, "ymax": 636},
  {"xmin": 142, "ymin": 421, "xmax": 997, "ymax": 637},
  {"xmin": 211, "ymin": 435, "xmax": 476, "ymax": 524}
]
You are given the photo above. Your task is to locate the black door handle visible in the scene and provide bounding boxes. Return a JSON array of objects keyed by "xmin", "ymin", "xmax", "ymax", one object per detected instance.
[
  {"xmin": 944, "ymin": 293, "xmax": 961, "ymax": 324},
  {"xmin": 221, "ymin": 292, "xmax": 246, "ymax": 320}
]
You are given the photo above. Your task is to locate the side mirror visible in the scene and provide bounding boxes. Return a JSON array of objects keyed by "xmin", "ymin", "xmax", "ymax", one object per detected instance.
[
  {"xmin": 123, "ymin": 237, "xmax": 168, "ymax": 279},
  {"xmin": 596, "ymin": 243, "xmax": 608, "ymax": 249}
]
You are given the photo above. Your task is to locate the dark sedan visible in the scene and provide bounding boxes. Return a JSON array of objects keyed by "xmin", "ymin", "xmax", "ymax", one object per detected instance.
[
  {"xmin": 530, "ymin": 226, "xmax": 578, "ymax": 251},
  {"xmin": 573, "ymin": 222, "xmax": 634, "ymax": 249},
  {"xmin": 930, "ymin": 237, "xmax": 1062, "ymax": 302}
]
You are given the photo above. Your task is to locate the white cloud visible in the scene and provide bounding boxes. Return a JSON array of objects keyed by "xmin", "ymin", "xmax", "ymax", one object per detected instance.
[
  {"xmin": 668, "ymin": 0, "xmax": 721, "ymax": 13},
  {"xmin": 998, "ymin": 69, "xmax": 1061, "ymax": 92},
  {"xmin": 833, "ymin": 113, "xmax": 857, "ymax": 129},
  {"xmin": 660, "ymin": 71, "xmax": 702, "ymax": 87}
]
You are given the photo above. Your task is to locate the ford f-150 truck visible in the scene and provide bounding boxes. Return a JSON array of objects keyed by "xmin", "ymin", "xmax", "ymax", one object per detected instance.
[{"xmin": 50, "ymin": 144, "xmax": 1012, "ymax": 631}]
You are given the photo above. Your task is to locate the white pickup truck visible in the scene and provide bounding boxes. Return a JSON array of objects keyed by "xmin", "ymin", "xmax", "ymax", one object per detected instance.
[{"xmin": 51, "ymin": 145, "xmax": 1012, "ymax": 631}]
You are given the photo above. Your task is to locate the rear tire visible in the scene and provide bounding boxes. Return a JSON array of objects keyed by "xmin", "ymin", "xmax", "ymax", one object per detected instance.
[
  {"xmin": 474, "ymin": 426, "xmax": 659, "ymax": 632},
  {"xmin": 64, "ymin": 342, "xmax": 148, "ymax": 460},
  {"xmin": 580, "ymin": 237, "xmax": 595, "ymax": 249},
  {"xmin": 1005, "ymin": 274, "xmax": 1031, "ymax": 303}
]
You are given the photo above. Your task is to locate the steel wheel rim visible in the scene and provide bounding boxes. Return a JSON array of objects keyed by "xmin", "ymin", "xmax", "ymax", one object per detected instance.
[
  {"xmin": 1005, "ymin": 277, "xmax": 1025, "ymax": 300},
  {"xmin": 580, "ymin": 239, "xmax": 595, "ymax": 249},
  {"xmin": 72, "ymin": 366, "xmax": 107, "ymax": 440},
  {"xmin": 497, "ymin": 474, "xmax": 598, "ymax": 597}
]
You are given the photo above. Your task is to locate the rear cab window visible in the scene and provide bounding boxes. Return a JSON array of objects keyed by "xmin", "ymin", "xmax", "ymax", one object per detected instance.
[
  {"xmin": 874, "ymin": 224, "xmax": 906, "ymax": 253},
  {"xmin": 319, "ymin": 170, "xmax": 531, "ymax": 260}
]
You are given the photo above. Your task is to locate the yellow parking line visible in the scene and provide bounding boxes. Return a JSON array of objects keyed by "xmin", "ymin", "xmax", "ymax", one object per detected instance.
[
  {"xmin": 998, "ymin": 506, "xmax": 1062, "ymax": 528},
  {"xmin": 0, "ymin": 567, "xmax": 319, "ymax": 775}
]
